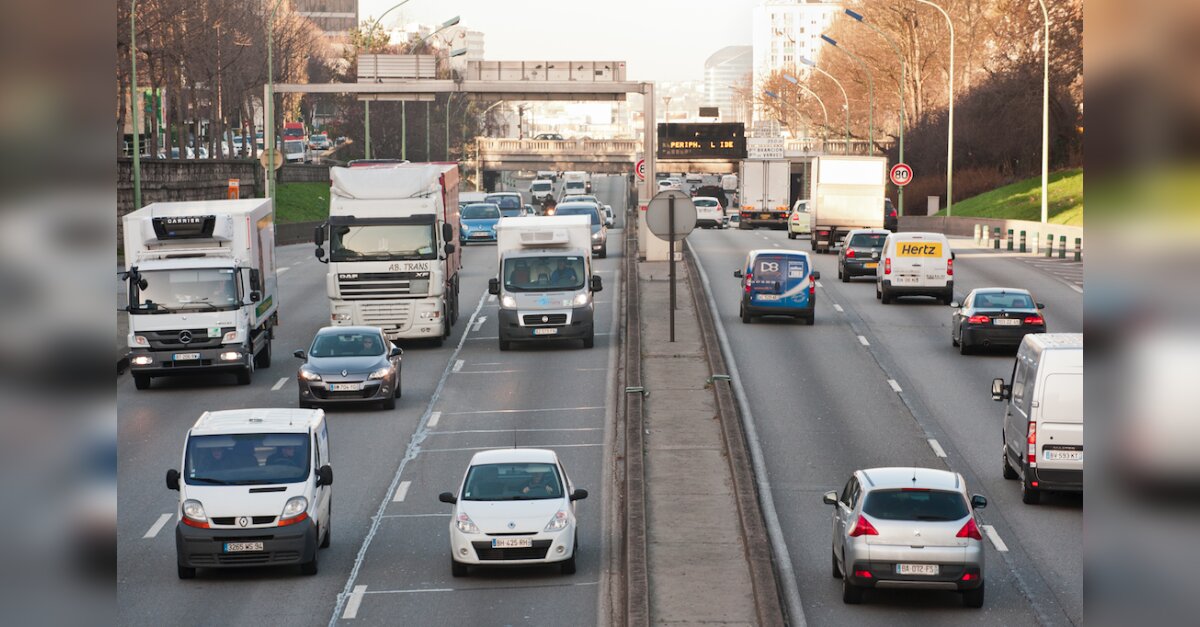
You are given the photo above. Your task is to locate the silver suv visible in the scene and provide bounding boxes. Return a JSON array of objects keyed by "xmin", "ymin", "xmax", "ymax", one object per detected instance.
[{"xmin": 823, "ymin": 467, "xmax": 988, "ymax": 607}]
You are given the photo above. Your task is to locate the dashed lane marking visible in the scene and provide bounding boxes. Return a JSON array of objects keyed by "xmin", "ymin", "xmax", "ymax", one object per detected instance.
[
  {"xmin": 452, "ymin": 359, "xmax": 464, "ymax": 373},
  {"xmin": 426, "ymin": 411, "xmax": 441, "ymax": 428},
  {"xmin": 342, "ymin": 585, "xmax": 368, "ymax": 620},
  {"xmin": 143, "ymin": 513, "xmax": 173, "ymax": 539},
  {"xmin": 928, "ymin": 438, "xmax": 947, "ymax": 458},
  {"xmin": 472, "ymin": 316, "xmax": 487, "ymax": 332},
  {"xmin": 857, "ymin": 335, "xmax": 870, "ymax": 346},
  {"xmin": 392, "ymin": 481, "xmax": 411, "ymax": 503},
  {"xmin": 834, "ymin": 304, "xmax": 844, "ymax": 313},
  {"xmin": 277, "ymin": 266, "xmax": 290, "ymax": 274},
  {"xmin": 271, "ymin": 377, "xmax": 288, "ymax": 391},
  {"xmin": 887, "ymin": 379, "xmax": 903, "ymax": 393},
  {"xmin": 982, "ymin": 525, "xmax": 1009, "ymax": 552}
]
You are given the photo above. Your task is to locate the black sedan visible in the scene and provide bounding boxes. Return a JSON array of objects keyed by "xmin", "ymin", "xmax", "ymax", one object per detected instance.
[
  {"xmin": 294, "ymin": 326, "xmax": 402, "ymax": 409},
  {"xmin": 837, "ymin": 229, "xmax": 889, "ymax": 282},
  {"xmin": 950, "ymin": 288, "xmax": 1046, "ymax": 354}
]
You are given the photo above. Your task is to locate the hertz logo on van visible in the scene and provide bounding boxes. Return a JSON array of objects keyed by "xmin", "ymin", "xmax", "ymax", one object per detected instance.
[{"xmin": 897, "ymin": 242, "xmax": 943, "ymax": 257}]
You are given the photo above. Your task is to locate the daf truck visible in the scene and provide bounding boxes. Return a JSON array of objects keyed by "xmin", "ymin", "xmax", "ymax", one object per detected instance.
[
  {"xmin": 809, "ymin": 155, "xmax": 887, "ymax": 253},
  {"xmin": 488, "ymin": 216, "xmax": 603, "ymax": 351},
  {"xmin": 315, "ymin": 163, "xmax": 462, "ymax": 345},
  {"xmin": 737, "ymin": 159, "xmax": 790, "ymax": 230},
  {"xmin": 122, "ymin": 198, "xmax": 278, "ymax": 390}
]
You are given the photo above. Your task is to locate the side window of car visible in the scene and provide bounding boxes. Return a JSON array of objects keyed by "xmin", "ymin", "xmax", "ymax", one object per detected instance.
[
  {"xmin": 849, "ymin": 480, "xmax": 862, "ymax": 510},
  {"xmin": 1011, "ymin": 358, "xmax": 1031, "ymax": 416},
  {"xmin": 840, "ymin": 477, "xmax": 855, "ymax": 506},
  {"xmin": 964, "ymin": 292, "xmax": 974, "ymax": 309}
]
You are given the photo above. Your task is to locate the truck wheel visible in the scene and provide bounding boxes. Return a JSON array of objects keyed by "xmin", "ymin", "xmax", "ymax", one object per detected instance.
[
  {"xmin": 499, "ymin": 340, "xmax": 511, "ymax": 351},
  {"xmin": 583, "ymin": 331, "xmax": 595, "ymax": 349},
  {"xmin": 133, "ymin": 374, "xmax": 151, "ymax": 390},
  {"xmin": 177, "ymin": 564, "xmax": 195, "ymax": 580},
  {"xmin": 810, "ymin": 239, "xmax": 817, "ymax": 251},
  {"xmin": 254, "ymin": 339, "xmax": 272, "ymax": 369}
]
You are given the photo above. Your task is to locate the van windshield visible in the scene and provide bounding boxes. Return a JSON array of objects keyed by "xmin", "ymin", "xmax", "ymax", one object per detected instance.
[
  {"xmin": 185, "ymin": 433, "xmax": 310, "ymax": 485},
  {"xmin": 504, "ymin": 255, "xmax": 585, "ymax": 292},
  {"xmin": 485, "ymin": 194, "xmax": 522, "ymax": 210}
]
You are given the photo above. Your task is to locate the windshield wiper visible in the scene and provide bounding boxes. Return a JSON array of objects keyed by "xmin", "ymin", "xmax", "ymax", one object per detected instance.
[
  {"xmin": 180, "ymin": 300, "xmax": 223, "ymax": 312},
  {"xmin": 188, "ymin": 476, "xmax": 227, "ymax": 485},
  {"xmin": 136, "ymin": 303, "xmax": 176, "ymax": 314}
]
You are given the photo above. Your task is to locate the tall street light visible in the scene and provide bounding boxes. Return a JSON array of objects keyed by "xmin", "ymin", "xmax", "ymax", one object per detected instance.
[
  {"xmin": 821, "ymin": 34, "xmax": 874, "ymax": 148},
  {"xmin": 129, "ymin": 0, "xmax": 142, "ymax": 210},
  {"xmin": 799, "ymin": 56, "xmax": 850, "ymax": 152},
  {"xmin": 763, "ymin": 90, "xmax": 810, "ymax": 141},
  {"xmin": 909, "ymin": 0, "xmax": 955, "ymax": 216},
  {"xmin": 783, "ymin": 74, "xmax": 831, "ymax": 143},
  {"xmin": 265, "ymin": 0, "xmax": 287, "ymax": 198},
  {"xmin": 1037, "ymin": 0, "xmax": 1050, "ymax": 224},
  {"xmin": 845, "ymin": 8, "xmax": 906, "ymax": 212}
]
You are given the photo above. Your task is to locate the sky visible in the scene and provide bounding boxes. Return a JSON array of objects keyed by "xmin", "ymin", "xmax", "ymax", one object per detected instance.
[{"xmin": 359, "ymin": 0, "xmax": 761, "ymax": 81}]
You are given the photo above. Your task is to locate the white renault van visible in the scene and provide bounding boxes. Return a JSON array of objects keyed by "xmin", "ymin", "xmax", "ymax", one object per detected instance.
[
  {"xmin": 166, "ymin": 408, "xmax": 332, "ymax": 578},
  {"xmin": 992, "ymin": 333, "xmax": 1083, "ymax": 504},
  {"xmin": 876, "ymin": 231, "xmax": 954, "ymax": 304}
]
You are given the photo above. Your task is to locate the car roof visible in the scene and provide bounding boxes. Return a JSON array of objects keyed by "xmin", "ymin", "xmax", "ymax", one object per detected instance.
[
  {"xmin": 191, "ymin": 408, "xmax": 323, "ymax": 436},
  {"xmin": 888, "ymin": 231, "xmax": 948, "ymax": 241},
  {"xmin": 469, "ymin": 448, "xmax": 559, "ymax": 465},
  {"xmin": 858, "ymin": 467, "xmax": 963, "ymax": 492},
  {"xmin": 693, "ymin": 196, "xmax": 720, "ymax": 202},
  {"xmin": 315, "ymin": 325, "xmax": 385, "ymax": 337},
  {"xmin": 1025, "ymin": 333, "xmax": 1083, "ymax": 349},
  {"xmin": 486, "ymin": 192, "xmax": 521, "ymax": 197},
  {"xmin": 847, "ymin": 228, "xmax": 890, "ymax": 235},
  {"xmin": 556, "ymin": 202, "xmax": 599, "ymax": 212},
  {"xmin": 463, "ymin": 203, "xmax": 499, "ymax": 208},
  {"xmin": 971, "ymin": 287, "xmax": 1032, "ymax": 295},
  {"xmin": 750, "ymin": 248, "xmax": 810, "ymax": 259}
]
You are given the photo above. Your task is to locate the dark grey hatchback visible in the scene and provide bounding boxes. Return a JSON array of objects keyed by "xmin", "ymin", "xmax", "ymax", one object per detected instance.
[
  {"xmin": 838, "ymin": 229, "xmax": 890, "ymax": 282},
  {"xmin": 294, "ymin": 326, "xmax": 402, "ymax": 410}
]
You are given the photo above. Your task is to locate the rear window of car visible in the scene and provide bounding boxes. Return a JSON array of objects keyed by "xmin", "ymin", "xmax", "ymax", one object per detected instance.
[
  {"xmin": 849, "ymin": 233, "xmax": 887, "ymax": 248},
  {"xmin": 863, "ymin": 489, "xmax": 968, "ymax": 521},
  {"xmin": 554, "ymin": 205, "xmax": 600, "ymax": 224},
  {"xmin": 752, "ymin": 254, "xmax": 806, "ymax": 282},
  {"xmin": 972, "ymin": 292, "xmax": 1034, "ymax": 309},
  {"xmin": 485, "ymin": 194, "xmax": 521, "ymax": 209},
  {"xmin": 694, "ymin": 199, "xmax": 719, "ymax": 208}
]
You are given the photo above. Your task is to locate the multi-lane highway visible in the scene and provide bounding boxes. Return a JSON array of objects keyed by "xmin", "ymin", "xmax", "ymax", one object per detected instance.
[
  {"xmin": 117, "ymin": 176, "xmax": 629, "ymax": 626},
  {"xmin": 687, "ymin": 227, "xmax": 1083, "ymax": 625}
]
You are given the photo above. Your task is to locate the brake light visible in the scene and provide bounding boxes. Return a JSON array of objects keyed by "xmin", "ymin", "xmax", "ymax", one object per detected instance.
[
  {"xmin": 947, "ymin": 257, "xmax": 954, "ymax": 276},
  {"xmin": 888, "ymin": 208, "xmax": 897, "ymax": 217},
  {"xmin": 854, "ymin": 570, "xmax": 874, "ymax": 579},
  {"xmin": 956, "ymin": 518, "xmax": 983, "ymax": 541},
  {"xmin": 1023, "ymin": 315, "xmax": 1045, "ymax": 325},
  {"xmin": 792, "ymin": 213, "xmax": 799, "ymax": 221},
  {"xmin": 1027, "ymin": 421, "xmax": 1037, "ymax": 466},
  {"xmin": 181, "ymin": 517, "xmax": 210, "ymax": 529},
  {"xmin": 744, "ymin": 273, "xmax": 753, "ymax": 293},
  {"xmin": 884, "ymin": 258, "xmax": 891, "ymax": 275},
  {"xmin": 961, "ymin": 573, "xmax": 979, "ymax": 581},
  {"xmin": 968, "ymin": 315, "xmax": 991, "ymax": 324},
  {"xmin": 809, "ymin": 275, "xmax": 817, "ymax": 295},
  {"xmin": 846, "ymin": 249, "xmax": 856, "ymax": 259},
  {"xmin": 849, "ymin": 515, "xmax": 878, "ymax": 537}
]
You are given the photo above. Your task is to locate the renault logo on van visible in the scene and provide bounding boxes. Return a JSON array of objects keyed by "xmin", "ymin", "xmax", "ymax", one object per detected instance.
[
  {"xmin": 178, "ymin": 330, "xmax": 193, "ymax": 344},
  {"xmin": 508, "ymin": 521, "xmax": 516, "ymax": 529},
  {"xmin": 239, "ymin": 517, "xmax": 249, "ymax": 527}
]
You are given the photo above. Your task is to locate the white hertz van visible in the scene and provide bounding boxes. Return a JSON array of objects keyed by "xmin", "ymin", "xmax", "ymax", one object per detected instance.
[
  {"xmin": 876, "ymin": 231, "xmax": 954, "ymax": 304},
  {"xmin": 992, "ymin": 333, "xmax": 1083, "ymax": 504},
  {"xmin": 166, "ymin": 408, "xmax": 333, "ymax": 578}
]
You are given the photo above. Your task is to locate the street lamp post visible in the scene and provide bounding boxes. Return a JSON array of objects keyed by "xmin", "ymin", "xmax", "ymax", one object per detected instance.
[
  {"xmin": 783, "ymin": 74, "xmax": 830, "ymax": 147},
  {"xmin": 265, "ymin": 0, "xmax": 287, "ymax": 198},
  {"xmin": 130, "ymin": 0, "xmax": 142, "ymax": 210},
  {"xmin": 800, "ymin": 57, "xmax": 850, "ymax": 152},
  {"xmin": 845, "ymin": 8, "xmax": 906, "ymax": 212},
  {"xmin": 361, "ymin": 0, "xmax": 418, "ymax": 160},
  {"xmin": 910, "ymin": 0, "xmax": 955, "ymax": 216},
  {"xmin": 763, "ymin": 90, "xmax": 808, "ymax": 137},
  {"xmin": 821, "ymin": 35, "xmax": 874, "ymax": 148},
  {"xmin": 1037, "ymin": 0, "xmax": 1050, "ymax": 224}
]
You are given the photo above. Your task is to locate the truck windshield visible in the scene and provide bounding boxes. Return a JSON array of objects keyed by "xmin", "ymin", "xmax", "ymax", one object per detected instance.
[
  {"xmin": 184, "ymin": 433, "xmax": 310, "ymax": 486},
  {"xmin": 133, "ymin": 268, "xmax": 239, "ymax": 313},
  {"xmin": 504, "ymin": 255, "xmax": 586, "ymax": 292},
  {"xmin": 329, "ymin": 224, "xmax": 436, "ymax": 261}
]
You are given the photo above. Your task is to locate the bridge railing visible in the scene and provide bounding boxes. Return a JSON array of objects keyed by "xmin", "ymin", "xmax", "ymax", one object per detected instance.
[
  {"xmin": 477, "ymin": 138, "xmax": 642, "ymax": 154},
  {"xmin": 783, "ymin": 138, "xmax": 894, "ymax": 156}
]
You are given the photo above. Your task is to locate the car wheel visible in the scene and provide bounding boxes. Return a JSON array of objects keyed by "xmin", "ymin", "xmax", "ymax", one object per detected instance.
[
  {"xmin": 300, "ymin": 549, "xmax": 318, "ymax": 576},
  {"xmin": 320, "ymin": 512, "xmax": 331, "ymax": 548},
  {"xmin": 394, "ymin": 373, "xmax": 402, "ymax": 398},
  {"xmin": 952, "ymin": 325, "xmax": 960, "ymax": 347},
  {"xmin": 133, "ymin": 374, "xmax": 151, "ymax": 390},
  {"xmin": 499, "ymin": 339, "xmax": 511, "ymax": 351},
  {"xmin": 177, "ymin": 564, "xmax": 196, "ymax": 579},
  {"xmin": 842, "ymin": 576, "xmax": 864, "ymax": 604},
  {"xmin": 583, "ymin": 331, "xmax": 595, "ymax": 349},
  {"xmin": 840, "ymin": 265, "xmax": 850, "ymax": 283},
  {"xmin": 254, "ymin": 339, "xmax": 272, "ymax": 368},
  {"xmin": 451, "ymin": 559, "xmax": 469, "ymax": 577},
  {"xmin": 740, "ymin": 304, "xmax": 751, "ymax": 324},
  {"xmin": 963, "ymin": 582, "xmax": 985, "ymax": 608},
  {"xmin": 832, "ymin": 549, "xmax": 842, "ymax": 578},
  {"xmin": 875, "ymin": 283, "xmax": 882, "ymax": 300},
  {"xmin": 959, "ymin": 334, "xmax": 973, "ymax": 355},
  {"xmin": 788, "ymin": 231, "xmax": 796, "ymax": 240},
  {"xmin": 881, "ymin": 287, "xmax": 893, "ymax": 305},
  {"xmin": 382, "ymin": 395, "xmax": 396, "ymax": 410},
  {"xmin": 1021, "ymin": 473, "xmax": 1042, "ymax": 505},
  {"xmin": 1002, "ymin": 444, "xmax": 1019, "ymax": 480}
]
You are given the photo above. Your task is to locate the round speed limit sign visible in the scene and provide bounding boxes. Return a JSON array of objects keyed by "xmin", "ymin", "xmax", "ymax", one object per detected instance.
[{"xmin": 890, "ymin": 163, "xmax": 913, "ymax": 187}]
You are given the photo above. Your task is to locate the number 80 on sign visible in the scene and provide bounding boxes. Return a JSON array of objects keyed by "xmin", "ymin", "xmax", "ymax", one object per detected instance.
[{"xmin": 890, "ymin": 163, "xmax": 913, "ymax": 187}]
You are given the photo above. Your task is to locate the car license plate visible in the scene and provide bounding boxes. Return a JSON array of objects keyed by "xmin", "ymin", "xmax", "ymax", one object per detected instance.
[
  {"xmin": 533, "ymin": 328, "xmax": 558, "ymax": 336},
  {"xmin": 173, "ymin": 353, "xmax": 200, "ymax": 361},
  {"xmin": 896, "ymin": 563, "xmax": 939, "ymax": 576},
  {"xmin": 864, "ymin": 262, "xmax": 878, "ymax": 269},
  {"xmin": 894, "ymin": 276, "xmax": 919, "ymax": 285},
  {"xmin": 329, "ymin": 383, "xmax": 361, "ymax": 392},
  {"xmin": 223, "ymin": 542, "xmax": 264, "ymax": 553},
  {"xmin": 491, "ymin": 537, "xmax": 533, "ymax": 549},
  {"xmin": 471, "ymin": 232, "xmax": 489, "ymax": 238},
  {"xmin": 994, "ymin": 318, "xmax": 1021, "ymax": 326},
  {"xmin": 1045, "ymin": 449, "xmax": 1082, "ymax": 462},
  {"xmin": 756, "ymin": 294, "xmax": 781, "ymax": 301}
]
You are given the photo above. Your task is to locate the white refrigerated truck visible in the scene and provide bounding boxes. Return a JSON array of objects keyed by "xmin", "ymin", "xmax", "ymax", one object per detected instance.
[
  {"xmin": 122, "ymin": 198, "xmax": 278, "ymax": 389},
  {"xmin": 808, "ymin": 155, "xmax": 887, "ymax": 253},
  {"xmin": 488, "ymin": 216, "xmax": 603, "ymax": 351},
  {"xmin": 315, "ymin": 163, "xmax": 462, "ymax": 345},
  {"xmin": 737, "ymin": 159, "xmax": 790, "ymax": 230}
]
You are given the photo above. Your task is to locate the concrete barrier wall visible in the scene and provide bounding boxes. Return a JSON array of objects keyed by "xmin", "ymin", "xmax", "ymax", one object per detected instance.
[
  {"xmin": 276, "ymin": 221, "xmax": 322, "ymax": 246},
  {"xmin": 278, "ymin": 164, "xmax": 332, "ymax": 184},
  {"xmin": 899, "ymin": 215, "xmax": 1083, "ymax": 249},
  {"xmin": 118, "ymin": 158, "xmax": 262, "ymax": 216}
]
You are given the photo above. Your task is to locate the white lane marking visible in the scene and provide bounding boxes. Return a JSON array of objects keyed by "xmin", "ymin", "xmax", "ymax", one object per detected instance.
[
  {"xmin": 143, "ymin": 513, "xmax": 173, "ymax": 539},
  {"xmin": 363, "ymin": 581, "xmax": 598, "ymax": 595},
  {"xmin": 834, "ymin": 304, "xmax": 844, "ymax": 313},
  {"xmin": 392, "ymin": 481, "xmax": 412, "ymax": 503},
  {"xmin": 427, "ymin": 411, "xmax": 441, "ymax": 428},
  {"xmin": 982, "ymin": 525, "xmax": 1009, "ymax": 552},
  {"xmin": 455, "ymin": 369, "xmax": 526, "ymax": 374},
  {"xmin": 928, "ymin": 438, "xmax": 947, "ymax": 458},
  {"xmin": 857, "ymin": 335, "xmax": 870, "ymax": 346},
  {"xmin": 429, "ymin": 427, "xmax": 602, "ymax": 436},
  {"xmin": 444, "ymin": 406, "xmax": 604, "ymax": 416},
  {"xmin": 379, "ymin": 513, "xmax": 451, "ymax": 519},
  {"xmin": 888, "ymin": 379, "xmax": 903, "ymax": 393},
  {"xmin": 1069, "ymin": 283, "xmax": 1083, "ymax": 293},
  {"xmin": 342, "ymin": 585, "xmax": 368, "ymax": 620},
  {"xmin": 421, "ymin": 443, "xmax": 603, "ymax": 454},
  {"xmin": 277, "ymin": 266, "xmax": 290, "ymax": 274},
  {"xmin": 816, "ymin": 281, "xmax": 824, "ymax": 288},
  {"xmin": 271, "ymin": 377, "xmax": 288, "ymax": 391},
  {"xmin": 452, "ymin": 359, "xmax": 464, "ymax": 373},
  {"xmin": 487, "ymin": 294, "xmax": 497, "ymax": 303},
  {"xmin": 472, "ymin": 316, "xmax": 487, "ymax": 332}
]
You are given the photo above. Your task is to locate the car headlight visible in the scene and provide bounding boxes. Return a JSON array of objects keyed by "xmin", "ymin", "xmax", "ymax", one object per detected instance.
[
  {"xmin": 279, "ymin": 496, "xmax": 309, "ymax": 525},
  {"xmin": 133, "ymin": 335, "xmax": 148, "ymax": 346},
  {"xmin": 181, "ymin": 499, "xmax": 208, "ymax": 527},
  {"xmin": 591, "ymin": 232, "xmax": 601, "ymax": 240},
  {"xmin": 368, "ymin": 366, "xmax": 392, "ymax": 380},
  {"xmin": 462, "ymin": 225, "xmax": 471, "ymax": 232},
  {"xmin": 500, "ymin": 295, "xmax": 517, "ymax": 309},
  {"xmin": 544, "ymin": 509, "xmax": 571, "ymax": 532},
  {"xmin": 455, "ymin": 512, "xmax": 480, "ymax": 534},
  {"xmin": 222, "ymin": 331, "xmax": 238, "ymax": 342},
  {"xmin": 299, "ymin": 368, "xmax": 322, "ymax": 382},
  {"xmin": 573, "ymin": 292, "xmax": 591, "ymax": 306}
]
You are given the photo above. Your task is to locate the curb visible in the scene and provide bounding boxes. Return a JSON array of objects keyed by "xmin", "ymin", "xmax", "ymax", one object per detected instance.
[{"xmin": 621, "ymin": 213, "xmax": 649, "ymax": 627}]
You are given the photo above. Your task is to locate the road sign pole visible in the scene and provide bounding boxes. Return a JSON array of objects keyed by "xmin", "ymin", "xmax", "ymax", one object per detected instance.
[{"xmin": 669, "ymin": 194, "xmax": 676, "ymax": 342}]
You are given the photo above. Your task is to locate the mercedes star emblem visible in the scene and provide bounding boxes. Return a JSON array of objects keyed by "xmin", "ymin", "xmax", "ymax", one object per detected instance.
[
  {"xmin": 239, "ymin": 516, "xmax": 249, "ymax": 527},
  {"xmin": 507, "ymin": 521, "xmax": 516, "ymax": 529},
  {"xmin": 541, "ymin": 315, "xmax": 549, "ymax": 323},
  {"xmin": 178, "ymin": 330, "xmax": 193, "ymax": 344}
]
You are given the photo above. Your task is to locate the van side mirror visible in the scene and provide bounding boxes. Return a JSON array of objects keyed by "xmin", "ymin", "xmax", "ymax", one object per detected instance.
[
  {"xmin": 442, "ymin": 223, "xmax": 454, "ymax": 242},
  {"xmin": 810, "ymin": 271, "xmax": 821, "ymax": 281},
  {"xmin": 438, "ymin": 491, "xmax": 457, "ymax": 504},
  {"xmin": 570, "ymin": 488, "xmax": 589, "ymax": 501},
  {"xmin": 293, "ymin": 350, "xmax": 306, "ymax": 360},
  {"xmin": 444, "ymin": 243, "xmax": 456, "ymax": 255},
  {"xmin": 733, "ymin": 270, "xmax": 743, "ymax": 278},
  {"xmin": 166, "ymin": 469, "xmax": 180, "ymax": 491},
  {"xmin": 950, "ymin": 301, "xmax": 961, "ymax": 308},
  {"xmin": 317, "ymin": 465, "xmax": 333, "ymax": 486},
  {"xmin": 991, "ymin": 378, "xmax": 1010, "ymax": 401},
  {"xmin": 951, "ymin": 251, "xmax": 957, "ymax": 260},
  {"xmin": 249, "ymin": 291, "xmax": 261, "ymax": 303},
  {"xmin": 591, "ymin": 275, "xmax": 603, "ymax": 292},
  {"xmin": 488, "ymin": 278, "xmax": 500, "ymax": 295},
  {"xmin": 315, "ymin": 246, "xmax": 326, "ymax": 261},
  {"xmin": 249, "ymin": 268, "xmax": 261, "ymax": 291},
  {"xmin": 822, "ymin": 490, "xmax": 838, "ymax": 506},
  {"xmin": 971, "ymin": 494, "xmax": 988, "ymax": 509},
  {"xmin": 313, "ymin": 225, "xmax": 325, "ymax": 246}
]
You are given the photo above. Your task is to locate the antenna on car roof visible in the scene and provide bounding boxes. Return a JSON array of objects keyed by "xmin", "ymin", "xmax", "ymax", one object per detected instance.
[
  {"xmin": 512, "ymin": 428, "xmax": 518, "ymax": 450},
  {"xmin": 912, "ymin": 467, "xmax": 918, "ymax": 484}
]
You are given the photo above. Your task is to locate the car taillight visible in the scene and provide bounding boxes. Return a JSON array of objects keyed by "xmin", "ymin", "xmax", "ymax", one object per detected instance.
[
  {"xmin": 1024, "ymin": 315, "xmax": 1044, "ymax": 325},
  {"xmin": 884, "ymin": 258, "xmax": 891, "ymax": 275},
  {"xmin": 846, "ymin": 249, "xmax": 856, "ymax": 259},
  {"xmin": 956, "ymin": 518, "xmax": 983, "ymax": 541},
  {"xmin": 809, "ymin": 275, "xmax": 817, "ymax": 294},
  {"xmin": 947, "ymin": 257, "xmax": 954, "ymax": 276},
  {"xmin": 849, "ymin": 515, "xmax": 878, "ymax": 537},
  {"xmin": 888, "ymin": 209, "xmax": 897, "ymax": 217},
  {"xmin": 744, "ymin": 273, "xmax": 753, "ymax": 293},
  {"xmin": 1027, "ymin": 421, "xmax": 1037, "ymax": 465},
  {"xmin": 968, "ymin": 315, "xmax": 991, "ymax": 324}
]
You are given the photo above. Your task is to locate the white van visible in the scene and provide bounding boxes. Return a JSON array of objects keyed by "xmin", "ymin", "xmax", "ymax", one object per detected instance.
[
  {"xmin": 992, "ymin": 333, "xmax": 1083, "ymax": 504},
  {"xmin": 166, "ymin": 408, "xmax": 333, "ymax": 578},
  {"xmin": 876, "ymin": 231, "xmax": 954, "ymax": 304}
]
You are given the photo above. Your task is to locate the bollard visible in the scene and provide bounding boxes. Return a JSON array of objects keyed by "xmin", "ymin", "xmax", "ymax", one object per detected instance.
[
  {"xmin": 1020, "ymin": 230, "xmax": 1027, "ymax": 253},
  {"xmin": 1059, "ymin": 235, "xmax": 1067, "ymax": 259},
  {"xmin": 993, "ymin": 227, "xmax": 1001, "ymax": 250},
  {"xmin": 1007, "ymin": 228, "xmax": 1014, "ymax": 251},
  {"xmin": 973, "ymin": 224, "xmax": 980, "ymax": 242},
  {"xmin": 1074, "ymin": 237, "xmax": 1082, "ymax": 262},
  {"xmin": 1046, "ymin": 234, "xmax": 1054, "ymax": 258}
]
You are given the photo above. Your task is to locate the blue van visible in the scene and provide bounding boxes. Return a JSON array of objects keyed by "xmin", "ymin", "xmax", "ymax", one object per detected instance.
[{"xmin": 733, "ymin": 249, "xmax": 820, "ymax": 325}]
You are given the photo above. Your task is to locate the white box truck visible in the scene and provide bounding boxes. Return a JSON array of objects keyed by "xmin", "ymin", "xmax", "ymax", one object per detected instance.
[
  {"xmin": 488, "ymin": 216, "xmax": 603, "ymax": 351},
  {"xmin": 809, "ymin": 155, "xmax": 887, "ymax": 253},
  {"xmin": 737, "ymin": 159, "xmax": 790, "ymax": 230},
  {"xmin": 315, "ymin": 163, "xmax": 462, "ymax": 345},
  {"xmin": 122, "ymin": 198, "xmax": 278, "ymax": 389}
]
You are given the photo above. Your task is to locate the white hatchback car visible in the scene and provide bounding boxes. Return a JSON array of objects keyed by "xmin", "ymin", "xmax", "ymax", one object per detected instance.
[{"xmin": 439, "ymin": 448, "xmax": 588, "ymax": 576}]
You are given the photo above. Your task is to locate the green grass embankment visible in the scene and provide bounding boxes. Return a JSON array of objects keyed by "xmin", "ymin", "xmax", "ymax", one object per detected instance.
[
  {"xmin": 935, "ymin": 169, "xmax": 1082, "ymax": 226},
  {"xmin": 275, "ymin": 182, "xmax": 330, "ymax": 223}
]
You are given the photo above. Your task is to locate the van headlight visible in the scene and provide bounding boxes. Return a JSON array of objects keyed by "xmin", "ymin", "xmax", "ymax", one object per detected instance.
[
  {"xmin": 573, "ymin": 293, "xmax": 591, "ymax": 306},
  {"xmin": 500, "ymin": 295, "xmax": 518, "ymax": 309},
  {"xmin": 368, "ymin": 366, "xmax": 392, "ymax": 380},
  {"xmin": 278, "ymin": 496, "xmax": 309, "ymax": 525},
  {"xmin": 455, "ymin": 512, "xmax": 480, "ymax": 534},
  {"xmin": 181, "ymin": 499, "xmax": 208, "ymax": 527},
  {"xmin": 544, "ymin": 509, "xmax": 570, "ymax": 532}
]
